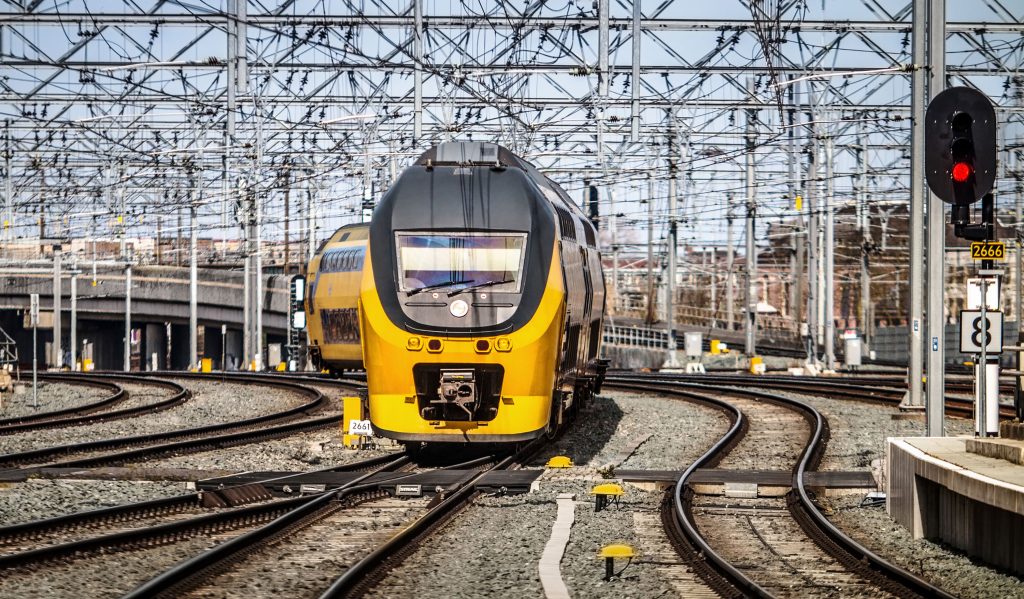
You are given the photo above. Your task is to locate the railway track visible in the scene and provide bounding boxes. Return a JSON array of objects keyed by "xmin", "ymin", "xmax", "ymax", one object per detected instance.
[
  {"xmin": 0, "ymin": 374, "xmax": 349, "ymax": 470},
  {"xmin": 606, "ymin": 376, "xmax": 955, "ymax": 599},
  {"xmin": 123, "ymin": 453, "xmax": 506, "ymax": 598},
  {"xmin": 0, "ymin": 375, "xmax": 190, "ymax": 435},
  {"xmin": 0, "ymin": 455, "xmax": 407, "ymax": 570},
  {"xmin": 630, "ymin": 372, "xmax": 1014, "ymax": 419}
]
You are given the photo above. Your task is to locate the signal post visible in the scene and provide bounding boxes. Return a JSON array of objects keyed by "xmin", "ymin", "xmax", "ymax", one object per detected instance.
[{"xmin": 925, "ymin": 86, "xmax": 999, "ymax": 437}]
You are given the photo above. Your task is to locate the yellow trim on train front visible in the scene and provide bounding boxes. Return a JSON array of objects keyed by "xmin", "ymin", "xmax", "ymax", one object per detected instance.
[{"xmin": 360, "ymin": 245, "xmax": 566, "ymax": 442}]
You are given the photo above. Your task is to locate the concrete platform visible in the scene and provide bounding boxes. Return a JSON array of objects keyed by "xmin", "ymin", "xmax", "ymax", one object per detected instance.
[{"xmin": 887, "ymin": 436, "xmax": 1024, "ymax": 575}]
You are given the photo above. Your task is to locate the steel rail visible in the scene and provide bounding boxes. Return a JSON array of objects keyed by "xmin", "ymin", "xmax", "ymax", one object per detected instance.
[
  {"xmin": 605, "ymin": 379, "xmax": 766, "ymax": 598},
  {"xmin": 122, "ymin": 454, "xmax": 411, "ymax": 599},
  {"xmin": 611, "ymin": 375, "xmax": 956, "ymax": 599},
  {"xmin": 0, "ymin": 375, "xmax": 190, "ymax": 435},
  {"xmin": 0, "ymin": 454, "xmax": 400, "ymax": 549},
  {"xmin": 318, "ymin": 444, "xmax": 545, "ymax": 598},
  {"xmin": 0, "ymin": 374, "xmax": 345, "ymax": 468},
  {"xmin": 0, "ymin": 455, "xmax": 408, "ymax": 571},
  {"xmin": 624, "ymin": 372, "xmax": 1013, "ymax": 419}
]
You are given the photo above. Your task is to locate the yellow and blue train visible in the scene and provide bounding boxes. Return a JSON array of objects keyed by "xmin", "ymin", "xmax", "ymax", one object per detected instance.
[{"xmin": 309, "ymin": 142, "xmax": 607, "ymax": 445}]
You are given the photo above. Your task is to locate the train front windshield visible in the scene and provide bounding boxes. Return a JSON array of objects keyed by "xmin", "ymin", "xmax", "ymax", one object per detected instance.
[{"xmin": 396, "ymin": 233, "xmax": 527, "ymax": 293}]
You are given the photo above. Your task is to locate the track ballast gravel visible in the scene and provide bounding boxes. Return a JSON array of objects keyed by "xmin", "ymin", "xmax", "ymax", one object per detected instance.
[
  {"xmin": 0, "ymin": 379, "xmax": 308, "ymax": 455},
  {"xmin": 789, "ymin": 391, "xmax": 1024, "ymax": 599},
  {"xmin": 0, "ymin": 382, "xmax": 109, "ymax": 418},
  {"xmin": 368, "ymin": 390, "xmax": 728, "ymax": 599}
]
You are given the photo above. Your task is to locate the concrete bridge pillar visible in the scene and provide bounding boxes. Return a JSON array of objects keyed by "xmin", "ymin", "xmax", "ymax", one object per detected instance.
[
  {"xmin": 224, "ymin": 328, "xmax": 243, "ymax": 371},
  {"xmin": 143, "ymin": 323, "xmax": 167, "ymax": 371},
  {"xmin": 169, "ymin": 324, "xmax": 190, "ymax": 370},
  {"xmin": 203, "ymin": 325, "xmax": 222, "ymax": 369}
]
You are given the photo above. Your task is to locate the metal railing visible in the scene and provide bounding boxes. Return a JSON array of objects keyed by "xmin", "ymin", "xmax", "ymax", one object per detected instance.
[{"xmin": 0, "ymin": 326, "xmax": 17, "ymax": 367}]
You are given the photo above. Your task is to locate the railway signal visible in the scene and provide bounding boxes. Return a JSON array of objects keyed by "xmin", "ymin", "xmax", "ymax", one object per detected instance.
[
  {"xmin": 925, "ymin": 86, "xmax": 996, "ymax": 206},
  {"xmin": 287, "ymin": 275, "xmax": 306, "ymax": 371}
]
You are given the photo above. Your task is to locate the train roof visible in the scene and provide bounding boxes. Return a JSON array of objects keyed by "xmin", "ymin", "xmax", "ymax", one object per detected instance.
[{"xmin": 412, "ymin": 142, "xmax": 587, "ymax": 220}]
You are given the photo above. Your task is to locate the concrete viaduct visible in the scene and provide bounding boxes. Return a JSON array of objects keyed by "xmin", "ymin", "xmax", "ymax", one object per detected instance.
[{"xmin": 0, "ymin": 265, "xmax": 292, "ymax": 371}]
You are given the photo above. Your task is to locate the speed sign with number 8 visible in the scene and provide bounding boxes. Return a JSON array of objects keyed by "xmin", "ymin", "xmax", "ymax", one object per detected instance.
[{"xmin": 959, "ymin": 310, "xmax": 1003, "ymax": 354}]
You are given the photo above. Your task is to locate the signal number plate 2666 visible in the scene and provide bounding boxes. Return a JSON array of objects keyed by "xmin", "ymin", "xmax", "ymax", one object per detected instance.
[{"xmin": 970, "ymin": 241, "xmax": 1005, "ymax": 261}]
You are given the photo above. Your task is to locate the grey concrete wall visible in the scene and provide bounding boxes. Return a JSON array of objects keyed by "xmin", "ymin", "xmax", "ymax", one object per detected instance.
[
  {"xmin": 602, "ymin": 344, "xmax": 668, "ymax": 370},
  {"xmin": 0, "ymin": 266, "xmax": 290, "ymax": 333},
  {"xmin": 872, "ymin": 321, "xmax": 1020, "ymax": 366},
  {"xmin": 888, "ymin": 439, "xmax": 1024, "ymax": 575}
]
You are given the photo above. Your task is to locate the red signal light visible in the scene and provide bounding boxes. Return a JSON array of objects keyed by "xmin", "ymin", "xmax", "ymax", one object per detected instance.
[{"xmin": 951, "ymin": 162, "xmax": 972, "ymax": 183}]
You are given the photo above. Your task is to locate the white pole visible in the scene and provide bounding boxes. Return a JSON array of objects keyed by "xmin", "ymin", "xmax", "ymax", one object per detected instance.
[
  {"xmin": 124, "ymin": 263, "xmax": 132, "ymax": 372},
  {"xmin": 189, "ymin": 201, "xmax": 198, "ymax": 370},
  {"xmin": 824, "ymin": 136, "xmax": 835, "ymax": 369},
  {"xmin": 52, "ymin": 246, "xmax": 61, "ymax": 368},
  {"xmin": 70, "ymin": 271, "xmax": 77, "ymax": 370}
]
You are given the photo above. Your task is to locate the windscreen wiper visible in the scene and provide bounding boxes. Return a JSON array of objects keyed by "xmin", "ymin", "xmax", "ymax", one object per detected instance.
[
  {"xmin": 448, "ymin": 278, "xmax": 512, "ymax": 296},
  {"xmin": 407, "ymin": 279, "xmax": 474, "ymax": 296}
]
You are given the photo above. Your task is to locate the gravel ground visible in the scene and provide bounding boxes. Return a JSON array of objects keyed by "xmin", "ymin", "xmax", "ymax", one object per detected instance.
[
  {"xmin": 790, "ymin": 391, "xmax": 1024, "ymax": 598},
  {"xmin": 0, "ymin": 478, "xmax": 188, "ymax": 526},
  {"xmin": 143, "ymin": 427, "xmax": 401, "ymax": 471},
  {"xmin": 0, "ymin": 382, "xmax": 110, "ymax": 418},
  {"xmin": 0, "ymin": 527, "xmax": 253, "ymax": 598},
  {"xmin": 535, "ymin": 390, "xmax": 729, "ymax": 471},
  {"xmin": 0, "ymin": 379, "xmax": 309, "ymax": 455},
  {"xmin": 788, "ymin": 392, "xmax": 973, "ymax": 472},
  {"xmin": 825, "ymin": 494, "xmax": 1024, "ymax": 599},
  {"xmin": 372, "ymin": 390, "xmax": 728, "ymax": 598},
  {"xmin": 141, "ymin": 381, "xmax": 396, "ymax": 471}
]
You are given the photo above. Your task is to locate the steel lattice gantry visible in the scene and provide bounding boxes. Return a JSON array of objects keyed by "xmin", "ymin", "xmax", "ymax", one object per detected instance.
[{"xmin": 0, "ymin": 0, "xmax": 1022, "ymax": 367}]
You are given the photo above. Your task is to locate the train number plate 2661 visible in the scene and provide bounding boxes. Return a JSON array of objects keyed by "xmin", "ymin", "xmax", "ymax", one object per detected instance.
[{"xmin": 970, "ymin": 241, "xmax": 1005, "ymax": 260}]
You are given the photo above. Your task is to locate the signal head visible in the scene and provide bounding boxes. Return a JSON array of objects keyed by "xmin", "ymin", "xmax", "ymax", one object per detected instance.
[
  {"xmin": 924, "ymin": 87, "xmax": 997, "ymax": 205},
  {"xmin": 951, "ymin": 162, "xmax": 972, "ymax": 183}
]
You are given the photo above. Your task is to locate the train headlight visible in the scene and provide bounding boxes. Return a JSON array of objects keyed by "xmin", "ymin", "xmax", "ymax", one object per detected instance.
[
  {"xmin": 449, "ymin": 299, "xmax": 469, "ymax": 318},
  {"xmin": 406, "ymin": 337, "xmax": 422, "ymax": 351},
  {"xmin": 495, "ymin": 337, "xmax": 512, "ymax": 352}
]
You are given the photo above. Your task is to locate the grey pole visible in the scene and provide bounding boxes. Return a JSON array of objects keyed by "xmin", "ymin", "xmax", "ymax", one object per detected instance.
[
  {"xmin": 805, "ymin": 102, "xmax": 819, "ymax": 365},
  {"xmin": 124, "ymin": 263, "xmax": 132, "ymax": 372},
  {"xmin": 52, "ymin": 246, "xmax": 61, "ymax": 368},
  {"xmin": 413, "ymin": 0, "xmax": 423, "ymax": 140},
  {"xmin": 611, "ymin": 187, "xmax": 619, "ymax": 314},
  {"xmin": 189, "ymin": 201, "xmax": 198, "ymax": 370},
  {"xmin": 787, "ymin": 78, "xmax": 801, "ymax": 332},
  {"xmin": 745, "ymin": 77, "xmax": 757, "ymax": 357},
  {"xmin": 665, "ymin": 135, "xmax": 679, "ymax": 366},
  {"xmin": 598, "ymin": 0, "xmax": 606, "ymax": 98},
  {"xmin": 3, "ymin": 137, "xmax": 11, "ymax": 244},
  {"xmin": 1016, "ymin": 147, "xmax": 1024, "ymax": 421},
  {"xmin": 824, "ymin": 136, "xmax": 835, "ymax": 369},
  {"xmin": 726, "ymin": 196, "xmax": 735, "ymax": 331},
  {"xmin": 645, "ymin": 174, "xmax": 655, "ymax": 324},
  {"xmin": 710, "ymin": 246, "xmax": 718, "ymax": 328},
  {"xmin": 630, "ymin": 0, "xmax": 641, "ymax": 142},
  {"xmin": 597, "ymin": 0, "xmax": 609, "ymax": 164},
  {"xmin": 926, "ymin": 0, "xmax": 947, "ymax": 436},
  {"xmin": 907, "ymin": 0, "xmax": 927, "ymax": 408},
  {"xmin": 1016, "ymin": 145, "xmax": 1023, "ymax": 367},
  {"xmin": 70, "ymin": 270, "xmax": 77, "ymax": 370},
  {"xmin": 860, "ymin": 131, "xmax": 872, "ymax": 352}
]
